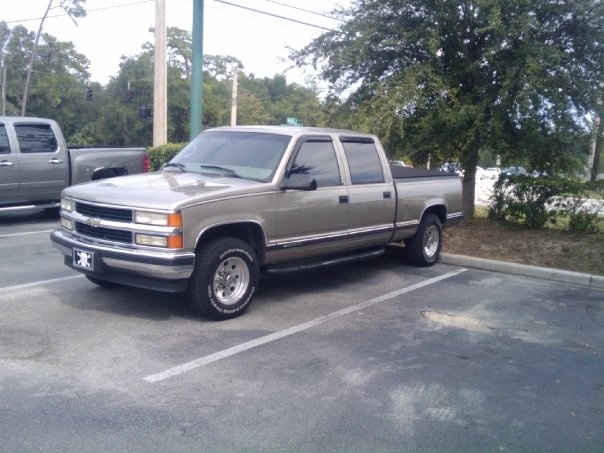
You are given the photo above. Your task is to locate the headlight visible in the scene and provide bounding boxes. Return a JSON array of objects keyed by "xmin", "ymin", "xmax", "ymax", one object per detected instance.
[
  {"xmin": 61, "ymin": 198, "xmax": 74, "ymax": 212},
  {"xmin": 134, "ymin": 211, "xmax": 182, "ymax": 227},
  {"xmin": 60, "ymin": 217, "xmax": 73, "ymax": 230},
  {"xmin": 135, "ymin": 234, "xmax": 183, "ymax": 249}
]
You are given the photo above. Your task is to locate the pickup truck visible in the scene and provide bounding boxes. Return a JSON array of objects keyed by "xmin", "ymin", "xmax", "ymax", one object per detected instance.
[
  {"xmin": 0, "ymin": 116, "xmax": 148, "ymax": 212},
  {"xmin": 51, "ymin": 126, "xmax": 462, "ymax": 320}
]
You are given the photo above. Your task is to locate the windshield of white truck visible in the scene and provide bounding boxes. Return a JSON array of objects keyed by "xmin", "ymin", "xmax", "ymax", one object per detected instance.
[{"xmin": 169, "ymin": 131, "xmax": 291, "ymax": 182}]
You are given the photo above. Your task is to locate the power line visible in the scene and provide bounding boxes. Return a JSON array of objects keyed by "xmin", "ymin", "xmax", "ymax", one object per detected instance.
[
  {"xmin": 212, "ymin": 0, "xmax": 335, "ymax": 31},
  {"xmin": 259, "ymin": 0, "xmax": 345, "ymax": 23},
  {"xmin": 4, "ymin": 1, "xmax": 154, "ymax": 24},
  {"xmin": 6, "ymin": 0, "xmax": 340, "ymax": 33}
]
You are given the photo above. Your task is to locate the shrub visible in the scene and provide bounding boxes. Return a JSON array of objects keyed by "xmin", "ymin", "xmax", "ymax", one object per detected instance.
[
  {"xmin": 489, "ymin": 174, "xmax": 562, "ymax": 227},
  {"xmin": 489, "ymin": 174, "xmax": 600, "ymax": 232},
  {"xmin": 584, "ymin": 179, "xmax": 604, "ymax": 198},
  {"xmin": 147, "ymin": 143, "xmax": 187, "ymax": 171}
]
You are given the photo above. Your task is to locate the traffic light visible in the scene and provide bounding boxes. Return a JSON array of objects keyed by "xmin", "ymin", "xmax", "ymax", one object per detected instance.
[
  {"xmin": 86, "ymin": 87, "xmax": 92, "ymax": 101},
  {"xmin": 127, "ymin": 89, "xmax": 133, "ymax": 102},
  {"xmin": 138, "ymin": 106, "xmax": 151, "ymax": 119}
]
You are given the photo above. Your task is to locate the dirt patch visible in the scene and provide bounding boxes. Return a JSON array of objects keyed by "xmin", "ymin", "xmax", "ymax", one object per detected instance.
[{"xmin": 442, "ymin": 217, "xmax": 604, "ymax": 276}]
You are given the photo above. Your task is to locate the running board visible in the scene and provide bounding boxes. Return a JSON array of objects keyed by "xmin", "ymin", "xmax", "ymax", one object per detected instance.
[{"xmin": 264, "ymin": 247, "xmax": 385, "ymax": 274}]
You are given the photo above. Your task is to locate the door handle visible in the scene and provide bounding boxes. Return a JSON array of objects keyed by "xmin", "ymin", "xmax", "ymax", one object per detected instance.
[
  {"xmin": 339, "ymin": 195, "xmax": 349, "ymax": 204},
  {"xmin": 383, "ymin": 191, "xmax": 392, "ymax": 199},
  {"xmin": 49, "ymin": 158, "xmax": 64, "ymax": 164},
  {"xmin": 0, "ymin": 160, "xmax": 14, "ymax": 167}
]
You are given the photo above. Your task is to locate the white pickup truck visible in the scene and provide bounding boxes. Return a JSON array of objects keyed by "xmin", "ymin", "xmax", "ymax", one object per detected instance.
[
  {"xmin": 0, "ymin": 117, "xmax": 148, "ymax": 212},
  {"xmin": 51, "ymin": 126, "xmax": 462, "ymax": 319}
]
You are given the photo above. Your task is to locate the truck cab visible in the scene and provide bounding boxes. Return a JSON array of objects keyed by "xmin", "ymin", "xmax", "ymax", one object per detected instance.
[{"xmin": 0, "ymin": 118, "xmax": 68, "ymax": 206}]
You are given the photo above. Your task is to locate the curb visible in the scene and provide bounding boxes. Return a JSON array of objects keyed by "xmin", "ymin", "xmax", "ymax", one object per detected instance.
[{"xmin": 439, "ymin": 252, "xmax": 604, "ymax": 290}]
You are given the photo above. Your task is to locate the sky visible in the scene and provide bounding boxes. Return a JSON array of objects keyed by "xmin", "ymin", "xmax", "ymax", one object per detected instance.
[{"xmin": 3, "ymin": 0, "xmax": 351, "ymax": 85}]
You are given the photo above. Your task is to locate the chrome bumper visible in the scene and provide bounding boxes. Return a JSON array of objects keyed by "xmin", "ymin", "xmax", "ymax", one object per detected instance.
[{"xmin": 51, "ymin": 229, "xmax": 195, "ymax": 291}]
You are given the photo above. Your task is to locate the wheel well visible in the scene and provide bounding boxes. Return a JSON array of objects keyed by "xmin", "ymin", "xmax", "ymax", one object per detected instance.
[
  {"xmin": 91, "ymin": 166, "xmax": 128, "ymax": 181},
  {"xmin": 423, "ymin": 205, "xmax": 446, "ymax": 225},
  {"xmin": 197, "ymin": 223, "xmax": 265, "ymax": 263}
]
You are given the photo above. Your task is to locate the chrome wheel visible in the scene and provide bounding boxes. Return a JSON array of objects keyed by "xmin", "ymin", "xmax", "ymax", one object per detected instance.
[
  {"xmin": 212, "ymin": 256, "xmax": 250, "ymax": 306},
  {"xmin": 423, "ymin": 224, "xmax": 440, "ymax": 259},
  {"xmin": 404, "ymin": 213, "xmax": 442, "ymax": 267}
]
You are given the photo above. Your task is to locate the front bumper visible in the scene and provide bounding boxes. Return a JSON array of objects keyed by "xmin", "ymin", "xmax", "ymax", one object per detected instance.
[{"xmin": 50, "ymin": 229, "xmax": 195, "ymax": 293}]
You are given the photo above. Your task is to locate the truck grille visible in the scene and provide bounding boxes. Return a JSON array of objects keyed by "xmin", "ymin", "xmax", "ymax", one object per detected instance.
[
  {"xmin": 76, "ymin": 202, "xmax": 133, "ymax": 222},
  {"xmin": 75, "ymin": 222, "xmax": 133, "ymax": 244}
]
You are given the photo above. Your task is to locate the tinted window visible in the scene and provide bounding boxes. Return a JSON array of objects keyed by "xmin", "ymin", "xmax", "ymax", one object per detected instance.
[
  {"xmin": 15, "ymin": 124, "xmax": 58, "ymax": 153},
  {"xmin": 341, "ymin": 139, "xmax": 385, "ymax": 184},
  {"xmin": 0, "ymin": 125, "xmax": 9, "ymax": 154},
  {"xmin": 290, "ymin": 139, "xmax": 341, "ymax": 187}
]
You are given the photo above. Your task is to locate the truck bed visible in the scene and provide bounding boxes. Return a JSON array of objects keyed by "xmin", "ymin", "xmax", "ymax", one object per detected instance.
[{"xmin": 390, "ymin": 165, "xmax": 460, "ymax": 179}]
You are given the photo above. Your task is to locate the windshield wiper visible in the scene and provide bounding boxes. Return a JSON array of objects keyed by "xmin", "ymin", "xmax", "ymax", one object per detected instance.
[
  {"xmin": 199, "ymin": 165, "xmax": 241, "ymax": 178},
  {"xmin": 162, "ymin": 162, "xmax": 187, "ymax": 172}
]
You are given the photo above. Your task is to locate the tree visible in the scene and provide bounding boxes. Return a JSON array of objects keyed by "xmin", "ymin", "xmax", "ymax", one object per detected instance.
[
  {"xmin": 2, "ymin": 24, "xmax": 91, "ymax": 123},
  {"xmin": 0, "ymin": 22, "xmax": 10, "ymax": 115},
  {"xmin": 21, "ymin": 0, "xmax": 86, "ymax": 116},
  {"xmin": 292, "ymin": 0, "xmax": 604, "ymax": 217}
]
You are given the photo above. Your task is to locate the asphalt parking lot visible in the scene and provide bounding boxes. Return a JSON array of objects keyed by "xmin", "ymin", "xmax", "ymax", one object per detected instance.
[{"xmin": 1, "ymin": 209, "xmax": 603, "ymax": 452}]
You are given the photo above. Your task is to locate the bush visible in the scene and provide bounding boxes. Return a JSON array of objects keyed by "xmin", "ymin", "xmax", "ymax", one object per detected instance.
[
  {"xmin": 584, "ymin": 179, "xmax": 604, "ymax": 198},
  {"xmin": 489, "ymin": 174, "xmax": 600, "ymax": 232},
  {"xmin": 147, "ymin": 143, "xmax": 187, "ymax": 171},
  {"xmin": 489, "ymin": 174, "xmax": 561, "ymax": 227}
]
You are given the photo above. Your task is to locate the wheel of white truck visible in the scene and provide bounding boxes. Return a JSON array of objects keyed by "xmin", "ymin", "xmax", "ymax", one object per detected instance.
[
  {"xmin": 187, "ymin": 238, "xmax": 259, "ymax": 320},
  {"xmin": 404, "ymin": 213, "xmax": 443, "ymax": 267}
]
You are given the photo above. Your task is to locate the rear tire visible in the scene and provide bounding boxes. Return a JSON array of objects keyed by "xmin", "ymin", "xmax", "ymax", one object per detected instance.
[
  {"xmin": 187, "ymin": 238, "xmax": 259, "ymax": 320},
  {"xmin": 404, "ymin": 213, "xmax": 443, "ymax": 267}
]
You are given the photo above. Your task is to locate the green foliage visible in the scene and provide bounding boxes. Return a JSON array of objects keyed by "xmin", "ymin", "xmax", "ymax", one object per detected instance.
[
  {"xmin": 489, "ymin": 174, "xmax": 601, "ymax": 232},
  {"xmin": 292, "ymin": 0, "xmax": 604, "ymax": 217},
  {"xmin": 584, "ymin": 179, "xmax": 604, "ymax": 198},
  {"xmin": 1, "ymin": 23, "xmax": 325, "ymax": 147},
  {"xmin": 147, "ymin": 143, "xmax": 186, "ymax": 172},
  {"xmin": 489, "ymin": 175, "xmax": 559, "ymax": 228},
  {"xmin": 567, "ymin": 211, "xmax": 600, "ymax": 234}
]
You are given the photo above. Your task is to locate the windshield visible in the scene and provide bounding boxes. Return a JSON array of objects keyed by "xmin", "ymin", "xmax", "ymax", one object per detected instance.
[{"xmin": 168, "ymin": 130, "xmax": 292, "ymax": 182}]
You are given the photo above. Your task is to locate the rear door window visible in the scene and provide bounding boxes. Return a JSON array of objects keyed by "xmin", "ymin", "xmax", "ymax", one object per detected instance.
[
  {"xmin": 340, "ymin": 138, "xmax": 385, "ymax": 184},
  {"xmin": 0, "ymin": 124, "xmax": 10, "ymax": 154},
  {"xmin": 14, "ymin": 124, "xmax": 58, "ymax": 153}
]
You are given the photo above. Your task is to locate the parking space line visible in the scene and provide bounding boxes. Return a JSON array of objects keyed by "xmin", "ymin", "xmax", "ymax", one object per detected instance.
[
  {"xmin": 143, "ymin": 268, "xmax": 468, "ymax": 383},
  {"xmin": 2, "ymin": 275, "xmax": 84, "ymax": 292},
  {"xmin": 0, "ymin": 229, "xmax": 54, "ymax": 239}
]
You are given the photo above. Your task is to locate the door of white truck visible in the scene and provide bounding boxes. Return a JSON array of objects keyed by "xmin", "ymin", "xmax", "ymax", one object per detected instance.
[{"xmin": 13, "ymin": 121, "xmax": 69, "ymax": 203}]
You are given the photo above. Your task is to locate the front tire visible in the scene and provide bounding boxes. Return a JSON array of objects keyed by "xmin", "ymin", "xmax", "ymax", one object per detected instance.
[
  {"xmin": 404, "ymin": 213, "xmax": 443, "ymax": 267},
  {"xmin": 187, "ymin": 238, "xmax": 259, "ymax": 320}
]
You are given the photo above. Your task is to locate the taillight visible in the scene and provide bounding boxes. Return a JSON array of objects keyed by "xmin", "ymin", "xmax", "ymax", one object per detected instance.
[{"xmin": 143, "ymin": 154, "xmax": 150, "ymax": 173}]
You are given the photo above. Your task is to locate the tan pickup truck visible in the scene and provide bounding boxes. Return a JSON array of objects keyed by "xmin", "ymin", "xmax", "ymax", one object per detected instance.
[{"xmin": 51, "ymin": 126, "xmax": 462, "ymax": 319}]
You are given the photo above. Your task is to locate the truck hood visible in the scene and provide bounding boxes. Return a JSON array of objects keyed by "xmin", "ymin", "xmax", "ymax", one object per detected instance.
[{"xmin": 64, "ymin": 172, "xmax": 272, "ymax": 210}]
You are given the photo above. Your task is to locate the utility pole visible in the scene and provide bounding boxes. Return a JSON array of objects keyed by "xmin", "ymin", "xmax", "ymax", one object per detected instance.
[
  {"xmin": 153, "ymin": 0, "xmax": 167, "ymax": 146},
  {"xmin": 0, "ymin": 52, "xmax": 5, "ymax": 116},
  {"xmin": 190, "ymin": 0, "xmax": 204, "ymax": 139},
  {"xmin": 230, "ymin": 69, "xmax": 238, "ymax": 126}
]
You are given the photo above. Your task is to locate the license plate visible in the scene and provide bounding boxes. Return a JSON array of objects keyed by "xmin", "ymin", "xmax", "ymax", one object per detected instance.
[{"xmin": 73, "ymin": 249, "xmax": 95, "ymax": 271}]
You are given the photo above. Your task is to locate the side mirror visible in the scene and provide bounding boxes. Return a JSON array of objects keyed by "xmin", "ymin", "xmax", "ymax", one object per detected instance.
[{"xmin": 281, "ymin": 173, "xmax": 317, "ymax": 191}]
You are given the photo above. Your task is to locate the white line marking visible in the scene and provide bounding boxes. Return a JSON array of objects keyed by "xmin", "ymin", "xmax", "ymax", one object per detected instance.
[
  {"xmin": 0, "ymin": 229, "xmax": 54, "ymax": 239},
  {"xmin": 144, "ymin": 268, "xmax": 468, "ymax": 383},
  {"xmin": 2, "ymin": 274, "xmax": 84, "ymax": 292}
]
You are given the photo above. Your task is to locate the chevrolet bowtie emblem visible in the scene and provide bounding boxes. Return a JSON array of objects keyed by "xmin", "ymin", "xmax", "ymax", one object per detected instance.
[{"xmin": 86, "ymin": 218, "xmax": 101, "ymax": 228}]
